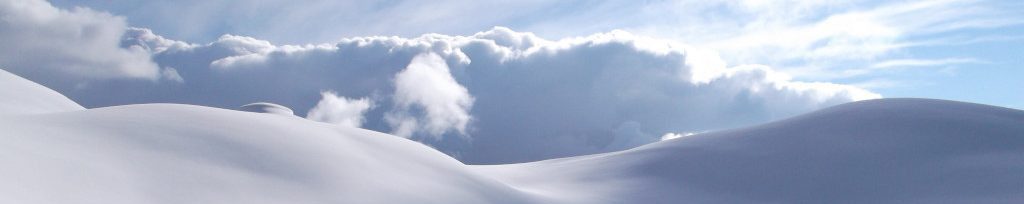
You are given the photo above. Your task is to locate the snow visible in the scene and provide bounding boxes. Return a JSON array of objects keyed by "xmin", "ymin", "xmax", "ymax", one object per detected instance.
[
  {"xmin": 0, "ymin": 104, "xmax": 540, "ymax": 203},
  {"xmin": 477, "ymin": 98, "xmax": 1024, "ymax": 203},
  {"xmin": 2, "ymin": 70, "xmax": 1023, "ymax": 203},
  {"xmin": 0, "ymin": 69, "xmax": 83, "ymax": 115}
]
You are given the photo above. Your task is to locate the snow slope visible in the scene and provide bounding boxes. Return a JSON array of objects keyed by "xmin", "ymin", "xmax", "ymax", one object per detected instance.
[
  {"xmin": 2, "ymin": 69, "xmax": 1023, "ymax": 203},
  {"xmin": 0, "ymin": 69, "xmax": 83, "ymax": 115},
  {"xmin": 4, "ymin": 102, "xmax": 563, "ymax": 203},
  {"xmin": 478, "ymin": 98, "xmax": 1024, "ymax": 203},
  {"xmin": 0, "ymin": 104, "xmax": 543, "ymax": 203}
]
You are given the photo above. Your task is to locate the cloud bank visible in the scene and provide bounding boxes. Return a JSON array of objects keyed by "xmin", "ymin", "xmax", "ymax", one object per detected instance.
[
  {"xmin": 106, "ymin": 27, "xmax": 879, "ymax": 163},
  {"xmin": 3, "ymin": 1, "xmax": 879, "ymax": 163}
]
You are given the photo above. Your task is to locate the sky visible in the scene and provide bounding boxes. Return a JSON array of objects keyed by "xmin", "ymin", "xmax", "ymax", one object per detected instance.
[
  {"xmin": 44, "ymin": 0, "xmax": 1023, "ymax": 109},
  {"xmin": 2, "ymin": 0, "xmax": 1022, "ymax": 164}
]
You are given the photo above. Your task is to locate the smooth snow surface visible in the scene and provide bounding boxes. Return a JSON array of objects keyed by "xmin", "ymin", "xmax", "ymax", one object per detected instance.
[
  {"xmin": 477, "ymin": 98, "xmax": 1024, "ymax": 203},
  {"xmin": 2, "ymin": 70, "xmax": 1023, "ymax": 203},
  {"xmin": 0, "ymin": 104, "xmax": 535, "ymax": 204},
  {"xmin": 0, "ymin": 69, "xmax": 83, "ymax": 115}
]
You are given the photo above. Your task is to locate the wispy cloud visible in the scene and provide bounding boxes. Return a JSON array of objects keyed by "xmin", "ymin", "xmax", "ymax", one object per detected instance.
[
  {"xmin": 850, "ymin": 78, "xmax": 913, "ymax": 90},
  {"xmin": 869, "ymin": 58, "xmax": 984, "ymax": 69},
  {"xmin": 906, "ymin": 34, "xmax": 1024, "ymax": 47},
  {"xmin": 623, "ymin": 0, "xmax": 1021, "ymax": 81},
  {"xmin": 811, "ymin": 57, "xmax": 984, "ymax": 79}
]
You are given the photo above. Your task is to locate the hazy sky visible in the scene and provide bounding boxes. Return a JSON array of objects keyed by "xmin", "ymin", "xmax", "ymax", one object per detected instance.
[{"xmin": 4, "ymin": 0, "xmax": 1022, "ymax": 163}]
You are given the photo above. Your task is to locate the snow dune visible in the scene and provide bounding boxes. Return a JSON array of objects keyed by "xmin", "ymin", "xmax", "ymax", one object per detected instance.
[{"xmin": 2, "ymin": 69, "xmax": 1022, "ymax": 203}]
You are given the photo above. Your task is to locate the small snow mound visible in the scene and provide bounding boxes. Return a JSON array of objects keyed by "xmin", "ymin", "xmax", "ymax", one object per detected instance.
[{"xmin": 239, "ymin": 102, "xmax": 295, "ymax": 116}]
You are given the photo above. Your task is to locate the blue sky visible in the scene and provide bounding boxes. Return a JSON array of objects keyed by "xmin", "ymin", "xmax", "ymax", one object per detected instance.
[{"xmin": 3, "ymin": 0, "xmax": 1022, "ymax": 163}]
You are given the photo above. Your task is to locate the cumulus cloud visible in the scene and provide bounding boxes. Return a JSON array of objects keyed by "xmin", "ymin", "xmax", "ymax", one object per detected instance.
[
  {"xmin": 37, "ymin": 26, "xmax": 878, "ymax": 164},
  {"xmin": 307, "ymin": 91, "xmax": 373, "ymax": 128},
  {"xmin": 386, "ymin": 53, "xmax": 474, "ymax": 139},
  {"xmin": 0, "ymin": 0, "xmax": 161, "ymax": 84}
]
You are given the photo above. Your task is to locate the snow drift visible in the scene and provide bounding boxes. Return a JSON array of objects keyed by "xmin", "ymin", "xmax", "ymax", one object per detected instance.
[{"xmin": 1, "ymin": 69, "xmax": 1022, "ymax": 203}]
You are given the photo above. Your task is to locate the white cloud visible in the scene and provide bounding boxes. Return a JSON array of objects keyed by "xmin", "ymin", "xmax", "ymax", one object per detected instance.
[
  {"xmin": 122, "ymin": 27, "xmax": 195, "ymax": 53},
  {"xmin": 307, "ymin": 91, "xmax": 373, "ymax": 128},
  {"xmin": 0, "ymin": 0, "xmax": 160, "ymax": 83},
  {"xmin": 869, "ymin": 58, "xmax": 983, "ymax": 69},
  {"xmin": 386, "ymin": 53, "xmax": 474, "ymax": 139},
  {"xmin": 52, "ymin": 0, "xmax": 579, "ymax": 44}
]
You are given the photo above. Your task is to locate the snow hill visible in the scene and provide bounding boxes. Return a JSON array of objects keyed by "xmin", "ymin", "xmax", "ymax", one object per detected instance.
[
  {"xmin": 2, "ymin": 68, "xmax": 1023, "ymax": 203},
  {"xmin": 0, "ymin": 69, "xmax": 83, "ymax": 115},
  {"xmin": 478, "ymin": 98, "xmax": 1024, "ymax": 203}
]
